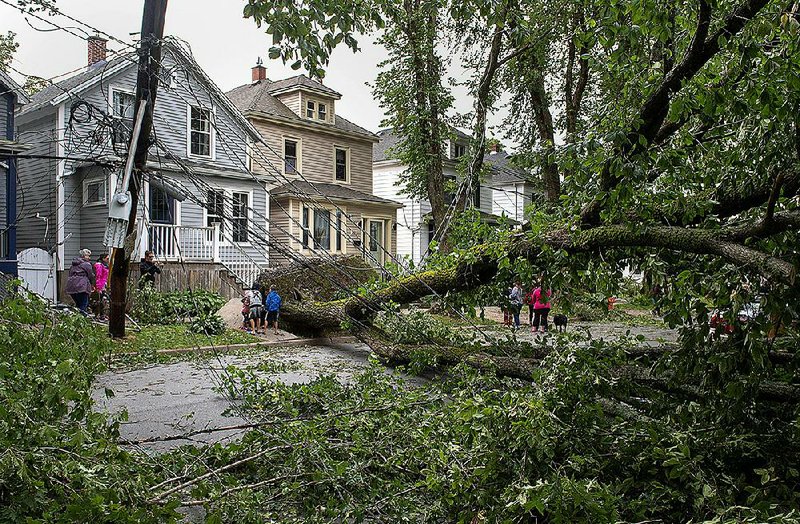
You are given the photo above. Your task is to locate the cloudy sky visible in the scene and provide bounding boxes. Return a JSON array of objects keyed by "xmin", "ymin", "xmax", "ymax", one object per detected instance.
[{"xmin": 2, "ymin": 0, "xmax": 486, "ymax": 135}]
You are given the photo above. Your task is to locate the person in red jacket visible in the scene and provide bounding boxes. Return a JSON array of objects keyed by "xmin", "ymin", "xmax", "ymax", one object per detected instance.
[{"xmin": 91, "ymin": 253, "xmax": 110, "ymax": 320}]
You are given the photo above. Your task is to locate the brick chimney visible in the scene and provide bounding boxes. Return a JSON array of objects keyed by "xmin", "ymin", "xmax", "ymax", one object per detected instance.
[
  {"xmin": 87, "ymin": 35, "xmax": 108, "ymax": 66},
  {"xmin": 251, "ymin": 57, "xmax": 267, "ymax": 83}
]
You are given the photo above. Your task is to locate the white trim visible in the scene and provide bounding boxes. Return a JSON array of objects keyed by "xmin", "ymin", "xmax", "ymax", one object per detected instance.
[
  {"xmin": 264, "ymin": 181, "xmax": 270, "ymax": 265},
  {"xmin": 108, "ymin": 85, "xmax": 136, "ymax": 148},
  {"xmin": 299, "ymin": 203, "xmax": 347, "ymax": 254},
  {"xmin": 201, "ymin": 187, "xmax": 229, "ymax": 246},
  {"xmin": 83, "ymin": 175, "xmax": 109, "ymax": 207},
  {"xmin": 333, "ymin": 145, "xmax": 351, "ymax": 184},
  {"xmin": 186, "ymin": 103, "xmax": 216, "ymax": 160},
  {"xmin": 362, "ymin": 216, "xmax": 389, "ymax": 266},
  {"xmin": 56, "ymin": 103, "xmax": 66, "ymax": 271}
]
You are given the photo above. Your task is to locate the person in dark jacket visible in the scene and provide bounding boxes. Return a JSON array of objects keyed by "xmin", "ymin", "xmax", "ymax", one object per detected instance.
[
  {"xmin": 65, "ymin": 248, "xmax": 96, "ymax": 315},
  {"xmin": 139, "ymin": 250, "xmax": 162, "ymax": 289},
  {"xmin": 265, "ymin": 285, "xmax": 282, "ymax": 335}
]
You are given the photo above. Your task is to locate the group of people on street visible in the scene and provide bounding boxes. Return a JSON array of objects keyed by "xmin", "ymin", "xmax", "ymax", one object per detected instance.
[
  {"xmin": 503, "ymin": 277, "xmax": 553, "ymax": 333},
  {"xmin": 64, "ymin": 248, "xmax": 163, "ymax": 319},
  {"xmin": 64, "ymin": 249, "xmax": 110, "ymax": 319},
  {"xmin": 241, "ymin": 282, "xmax": 282, "ymax": 335}
]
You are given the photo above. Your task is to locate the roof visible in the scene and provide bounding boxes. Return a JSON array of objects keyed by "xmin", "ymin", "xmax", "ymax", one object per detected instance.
[
  {"xmin": 0, "ymin": 69, "xmax": 30, "ymax": 104},
  {"xmin": 271, "ymin": 180, "xmax": 403, "ymax": 207},
  {"xmin": 20, "ymin": 53, "xmax": 133, "ymax": 116},
  {"xmin": 226, "ymin": 79, "xmax": 375, "ymax": 139},
  {"xmin": 373, "ymin": 128, "xmax": 530, "ymax": 183},
  {"xmin": 265, "ymin": 75, "xmax": 341, "ymax": 99},
  {"xmin": 422, "ymin": 209, "xmax": 520, "ymax": 226},
  {"xmin": 16, "ymin": 39, "xmax": 260, "ymax": 143}
]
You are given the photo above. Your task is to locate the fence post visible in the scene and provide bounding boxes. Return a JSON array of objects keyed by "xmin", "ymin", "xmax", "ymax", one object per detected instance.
[{"xmin": 212, "ymin": 223, "xmax": 221, "ymax": 263}]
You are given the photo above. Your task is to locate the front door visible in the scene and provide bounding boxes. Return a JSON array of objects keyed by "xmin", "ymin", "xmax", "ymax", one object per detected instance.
[
  {"xmin": 148, "ymin": 184, "xmax": 176, "ymax": 258},
  {"xmin": 367, "ymin": 219, "xmax": 384, "ymax": 266}
]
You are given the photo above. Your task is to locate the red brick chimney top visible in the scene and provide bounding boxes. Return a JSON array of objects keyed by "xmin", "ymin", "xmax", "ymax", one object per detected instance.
[
  {"xmin": 252, "ymin": 57, "xmax": 267, "ymax": 83},
  {"xmin": 88, "ymin": 35, "xmax": 108, "ymax": 66}
]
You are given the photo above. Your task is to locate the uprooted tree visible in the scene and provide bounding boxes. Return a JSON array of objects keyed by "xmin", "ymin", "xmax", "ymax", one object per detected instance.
[{"xmin": 249, "ymin": 0, "xmax": 800, "ymax": 352}]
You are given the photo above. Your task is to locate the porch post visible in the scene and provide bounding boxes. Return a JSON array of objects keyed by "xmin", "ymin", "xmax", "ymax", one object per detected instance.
[{"xmin": 212, "ymin": 223, "xmax": 221, "ymax": 263}]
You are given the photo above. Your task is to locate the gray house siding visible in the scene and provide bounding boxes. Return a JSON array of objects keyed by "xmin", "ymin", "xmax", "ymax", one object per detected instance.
[{"xmin": 16, "ymin": 115, "xmax": 57, "ymax": 251}]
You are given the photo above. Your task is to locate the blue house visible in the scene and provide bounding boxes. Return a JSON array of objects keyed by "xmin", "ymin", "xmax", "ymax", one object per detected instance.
[
  {"xmin": 15, "ymin": 37, "xmax": 274, "ymax": 298},
  {"xmin": 0, "ymin": 68, "xmax": 29, "ymax": 277}
]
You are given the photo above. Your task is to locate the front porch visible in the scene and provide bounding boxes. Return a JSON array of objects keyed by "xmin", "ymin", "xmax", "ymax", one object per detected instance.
[{"xmin": 135, "ymin": 221, "xmax": 265, "ymax": 289}]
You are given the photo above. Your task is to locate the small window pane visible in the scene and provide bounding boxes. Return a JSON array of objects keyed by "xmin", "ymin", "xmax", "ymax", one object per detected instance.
[
  {"xmin": 86, "ymin": 179, "xmax": 106, "ymax": 205},
  {"xmin": 306, "ymin": 101, "xmax": 315, "ymax": 118},
  {"xmin": 206, "ymin": 190, "xmax": 225, "ymax": 240},
  {"xmin": 113, "ymin": 91, "xmax": 135, "ymax": 119},
  {"xmin": 318, "ymin": 103, "xmax": 327, "ymax": 121},
  {"xmin": 302, "ymin": 207, "xmax": 309, "ymax": 247},
  {"xmin": 314, "ymin": 210, "xmax": 331, "ymax": 250},
  {"xmin": 149, "ymin": 186, "xmax": 174, "ymax": 224}
]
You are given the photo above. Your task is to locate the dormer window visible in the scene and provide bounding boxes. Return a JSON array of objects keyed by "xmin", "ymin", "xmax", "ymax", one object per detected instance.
[
  {"xmin": 454, "ymin": 143, "xmax": 467, "ymax": 159},
  {"xmin": 305, "ymin": 99, "xmax": 328, "ymax": 122}
]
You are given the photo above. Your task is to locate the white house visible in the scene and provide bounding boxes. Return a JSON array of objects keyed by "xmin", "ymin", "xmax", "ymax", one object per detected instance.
[{"xmin": 373, "ymin": 128, "xmax": 533, "ymax": 267}]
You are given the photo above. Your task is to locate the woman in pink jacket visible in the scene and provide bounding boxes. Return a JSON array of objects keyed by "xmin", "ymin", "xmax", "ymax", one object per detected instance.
[
  {"xmin": 531, "ymin": 277, "xmax": 552, "ymax": 333},
  {"xmin": 92, "ymin": 254, "xmax": 110, "ymax": 319}
]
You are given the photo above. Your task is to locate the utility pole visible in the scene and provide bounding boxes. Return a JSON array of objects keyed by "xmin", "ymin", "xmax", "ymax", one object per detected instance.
[{"xmin": 108, "ymin": 0, "xmax": 168, "ymax": 338}]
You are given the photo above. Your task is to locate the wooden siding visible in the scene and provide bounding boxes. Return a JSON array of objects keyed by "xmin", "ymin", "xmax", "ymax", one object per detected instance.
[
  {"xmin": 275, "ymin": 92, "xmax": 301, "ymax": 117},
  {"xmin": 16, "ymin": 115, "xmax": 57, "ymax": 251},
  {"xmin": 250, "ymin": 117, "xmax": 374, "ymax": 194}
]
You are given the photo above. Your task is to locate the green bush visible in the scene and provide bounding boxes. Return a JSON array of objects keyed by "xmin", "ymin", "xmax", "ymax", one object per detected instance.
[
  {"xmin": 189, "ymin": 312, "xmax": 225, "ymax": 336},
  {"xmin": 0, "ymin": 293, "xmax": 174, "ymax": 522},
  {"xmin": 131, "ymin": 286, "xmax": 225, "ymax": 324}
]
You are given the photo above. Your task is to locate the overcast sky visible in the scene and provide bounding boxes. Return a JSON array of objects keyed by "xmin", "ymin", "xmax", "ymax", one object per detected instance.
[{"xmin": 2, "ymin": 0, "xmax": 489, "ymax": 136}]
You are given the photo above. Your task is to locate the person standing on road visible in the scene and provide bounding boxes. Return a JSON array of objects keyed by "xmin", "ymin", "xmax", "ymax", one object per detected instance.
[
  {"xmin": 531, "ymin": 277, "xmax": 552, "ymax": 333},
  {"xmin": 265, "ymin": 285, "xmax": 282, "ymax": 335},
  {"xmin": 65, "ymin": 248, "xmax": 96, "ymax": 316},
  {"xmin": 139, "ymin": 251, "xmax": 162, "ymax": 289},
  {"xmin": 92, "ymin": 253, "xmax": 110, "ymax": 320},
  {"xmin": 509, "ymin": 280, "xmax": 524, "ymax": 329}
]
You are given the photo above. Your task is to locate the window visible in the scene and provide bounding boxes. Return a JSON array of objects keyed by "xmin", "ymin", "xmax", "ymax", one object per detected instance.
[
  {"xmin": 335, "ymin": 147, "xmax": 348, "ymax": 182},
  {"xmin": 306, "ymin": 99, "xmax": 328, "ymax": 121},
  {"xmin": 284, "ymin": 139, "xmax": 299, "ymax": 175},
  {"xmin": 314, "ymin": 209, "xmax": 331, "ymax": 250},
  {"xmin": 111, "ymin": 89, "xmax": 135, "ymax": 145},
  {"xmin": 149, "ymin": 185, "xmax": 175, "ymax": 224},
  {"xmin": 454, "ymin": 143, "xmax": 467, "ymax": 159},
  {"xmin": 189, "ymin": 106, "xmax": 212, "ymax": 157},
  {"xmin": 232, "ymin": 192, "xmax": 249, "ymax": 243},
  {"xmin": 84, "ymin": 177, "xmax": 107, "ymax": 206},
  {"xmin": 302, "ymin": 207, "xmax": 310, "ymax": 247},
  {"xmin": 206, "ymin": 189, "xmax": 225, "ymax": 241},
  {"xmin": 301, "ymin": 207, "xmax": 343, "ymax": 252},
  {"xmin": 336, "ymin": 210, "xmax": 342, "ymax": 251}
]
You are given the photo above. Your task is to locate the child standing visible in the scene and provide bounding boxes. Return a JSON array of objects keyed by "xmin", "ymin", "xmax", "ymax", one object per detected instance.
[
  {"xmin": 246, "ymin": 283, "xmax": 264, "ymax": 334},
  {"xmin": 265, "ymin": 285, "xmax": 282, "ymax": 335},
  {"xmin": 241, "ymin": 293, "xmax": 251, "ymax": 331}
]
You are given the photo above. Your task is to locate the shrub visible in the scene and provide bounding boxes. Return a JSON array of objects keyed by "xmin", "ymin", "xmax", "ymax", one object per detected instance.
[
  {"xmin": 189, "ymin": 312, "xmax": 225, "ymax": 336},
  {"xmin": 131, "ymin": 287, "xmax": 225, "ymax": 324}
]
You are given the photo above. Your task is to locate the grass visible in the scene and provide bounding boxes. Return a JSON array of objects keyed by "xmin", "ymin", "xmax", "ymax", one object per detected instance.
[{"xmin": 112, "ymin": 324, "xmax": 259, "ymax": 353}]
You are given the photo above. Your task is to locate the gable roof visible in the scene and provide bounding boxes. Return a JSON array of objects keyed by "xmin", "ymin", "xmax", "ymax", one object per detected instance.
[
  {"xmin": 0, "ymin": 69, "xmax": 30, "ymax": 104},
  {"xmin": 16, "ymin": 39, "xmax": 260, "ymax": 141},
  {"xmin": 373, "ymin": 128, "xmax": 530, "ymax": 184},
  {"xmin": 227, "ymin": 78, "xmax": 374, "ymax": 140}
]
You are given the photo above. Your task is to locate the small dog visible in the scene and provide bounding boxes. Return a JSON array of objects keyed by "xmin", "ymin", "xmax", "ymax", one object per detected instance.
[{"xmin": 553, "ymin": 314, "xmax": 568, "ymax": 333}]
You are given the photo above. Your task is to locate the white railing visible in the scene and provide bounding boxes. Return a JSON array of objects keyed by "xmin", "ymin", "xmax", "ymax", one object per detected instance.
[
  {"xmin": 135, "ymin": 220, "xmax": 264, "ymax": 288},
  {"xmin": 143, "ymin": 223, "xmax": 221, "ymax": 262}
]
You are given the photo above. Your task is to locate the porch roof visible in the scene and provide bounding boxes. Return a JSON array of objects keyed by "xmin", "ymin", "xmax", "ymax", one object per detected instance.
[{"xmin": 271, "ymin": 180, "xmax": 403, "ymax": 208}]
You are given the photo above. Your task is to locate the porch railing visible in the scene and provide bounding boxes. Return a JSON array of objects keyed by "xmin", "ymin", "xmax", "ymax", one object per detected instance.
[{"xmin": 144, "ymin": 223, "xmax": 220, "ymax": 262}]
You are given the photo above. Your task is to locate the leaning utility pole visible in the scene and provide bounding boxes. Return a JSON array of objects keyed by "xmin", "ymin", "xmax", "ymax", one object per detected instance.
[{"xmin": 108, "ymin": 0, "xmax": 168, "ymax": 338}]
